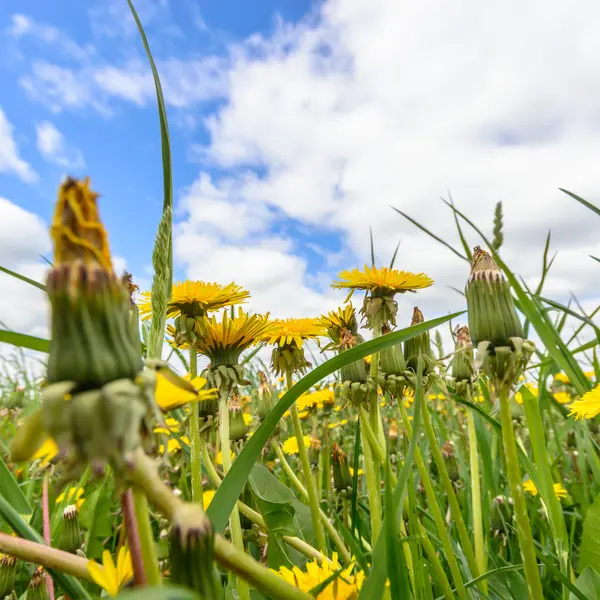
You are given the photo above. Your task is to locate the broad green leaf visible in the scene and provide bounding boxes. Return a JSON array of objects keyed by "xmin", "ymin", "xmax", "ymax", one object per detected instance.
[
  {"xmin": 580, "ymin": 493, "xmax": 600, "ymax": 573},
  {"xmin": 570, "ymin": 568, "xmax": 600, "ymax": 600},
  {"xmin": 0, "ymin": 454, "xmax": 31, "ymax": 516},
  {"xmin": 0, "ymin": 265, "xmax": 46, "ymax": 292},
  {"xmin": 0, "ymin": 330, "xmax": 49, "ymax": 353},
  {"xmin": 0, "ymin": 492, "xmax": 91, "ymax": 599},
  {"xmin": 207, "ymin": 311, "xmax": 463, "ymax": 532},
  {"xmin": 248, "ymin": 464, "xmax": 298, "ymax": 537}
]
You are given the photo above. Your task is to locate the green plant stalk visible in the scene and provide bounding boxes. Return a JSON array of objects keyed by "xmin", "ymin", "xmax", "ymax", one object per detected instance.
[
  {"xmin": 322, "ymin": 422, "xmax": 332, "ymax": 505},
  {"xmin": 361, "ymin": 418, "xmax": 383, "ymax": 546},
  {"xmin": 466, "ymin": 408, "xmax": 487, "ymax": 595},
  {"xmin": 417, "ymin": 521, "xmax": 455, "ymax": 600},
  {"xmin": 521, "ymin": 389, "xmax": 569, "ymax": 591},
  {"xmin": 189, "ymin": 349, "xmax": 203, "ymax": 504},
  {"xmin": 132, "ymin": 487, "xmax": 162, "ymax": 586},
  {"xmin": 359, "ymin": 405, "xmax": 387, "ymax": 464},
  {"xmin": 399, "ymin": 402, "xmax": 469, "ymax": 600},
  {"xmin": 421, "ymin": 401, "xmax": 481, "ymax": 589},
  {"xmin": 219, "ymin": 388, "xmax": 250, "ymax": 600},
  {"xmin": 498, "ymin": 387, "xmax": 544, "ymax": 600},
  {"xmin": 368, "ymin": 314, "xmax": 385, "ymax": 449},
  {"xmin": 129, "ymin": 449, "xmax": 312, "ymax": 600},
  {"xmin": 287, "ymin": 371, "xmax": 327, "ymax": 552},
  {"xmin": 200, "ymin": 438, "xmax": 329, "ymax": 565},
  {"xmin": 271, "ymin": 441, "xmax": 353, "ymax": 562}
]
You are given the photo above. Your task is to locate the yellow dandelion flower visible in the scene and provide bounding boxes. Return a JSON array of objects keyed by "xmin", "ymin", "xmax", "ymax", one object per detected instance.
[
  {"xmin": 275, "ymin": 552, "xmax": 363, "ymax": 599},
  {"xmin": 523, "ymin": 479, "xmax": 567, "ymax": 500},
  {"xmin": 242, "ymin": 413, "xmax": 253, "ymax": 426},
  {"xmin": 263, "ymin": 318, "xmax": 326, "ymax": 349},
  {"xmin": 349, "ymin": 467, "xmax": 364, "ymax": 477},
  {"xmin": 282, "ymin": 436, "xmax": 311, "ymax": 455},
  {"xmin": 332, "ymin": 265, "xmax": 433, "ymax": 295},
  {"xmin": 155, "ymin": 372, "xmax": 217, "ymax": 412},
  {"xmin": 553, "ymin": 392, "xmax": 572, "ymax": 405},
  {"xmin": 194, "ymin": 308, "xmax": 272, "ymax": 364},
  {"xmin": 328, "ymin": 419, "xmax": 349, "ymax": 429},
  {"xmin": 216, "ymin": 449, "xmax": 236, "ymax": 465},
  {"xmin": 56, "ymin": 487, "xmax": 85, "ymax": 510},
  {"xmin": 514, "ymin": 384, "xmax": 538, "ymax": 405},
  {"xmin": 87, "ymin": 547, "xmax": 133, "ymax": 598},
  {"xmin": 159, "ymin": 436, "xmax": 190, "ymax": 455},
  {"xmin": 569, "ymin": 384, "xmax": 600, "ymax": 420},
  {"xmin": 203, "ymin": 490, "xmax": 216, "ymax": 510},
  {"xmin": 138, "ymin": 280, "xmax": 249, "ymax": 321},
  {"xmin": 32, "ymin": 437, "xmax": 59, "ymax": 466},
  {"xmin": 318, "ymin": 304, "xmax": 357, "ymax": 331},
  {"xmin": 555, "ymin": 371, "xmax": 595, "ymax": 385}
]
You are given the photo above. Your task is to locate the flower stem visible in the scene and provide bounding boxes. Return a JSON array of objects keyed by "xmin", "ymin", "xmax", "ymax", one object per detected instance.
[
  {"xmin": 189, "ymin": 348, "xmax": 204, "ymax": 505},
  {"xmin": 421, "ymin": 400, "xmax": 481, "ymax": 588},
  {"xmin": 498, "ymin": 386, "xmax": 543, "ymax": 600},
  {"xmin": 219, "ymin": 387, "xmax": 250, "ymax": 600},
  {"xmin": 132, "ymin": 487, "xmax": 162, "ymax": 586},
  {"xmin": 42, "ymin": 473, "xmax": 55, "ymax": 600},
  {"xmin": 121, "ymin": 489, "xmax": 147, "ymax": 587},
  {"xmin": 287, "ymin": 371, "xmax": 327, "ymax": 552},
  {"xmin": 361, "ymin": 418, "xmax": 383, "ymax": 546},
  {"xmin": 466, "ymin": 402, "xmax": 487, "ymax": 594},
  {"xmin": 322, "ymin": 421, "xmax": 332, "ymax": 506}
]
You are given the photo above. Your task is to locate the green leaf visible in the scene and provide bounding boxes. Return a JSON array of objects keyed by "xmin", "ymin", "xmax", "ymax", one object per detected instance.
[
  {"xmin": 207, "ymin": 311, "xmax": 463, "ymax": 533},
  {"xmin": 0, "ymin": 493, "xmax": 91, "ymax": 599},
  {"xmin": 0, "ymin": 330, "xmax": 49, "ymax": 353},
  {"xmin": 83, "ymin": 480, "xmax": 114, "ymax": 559},
  {"xmin": 248, "ymin": 464, "xmax": 298, "ymax": 536},
  {"xmin": 580, "ymin": 493, "xmax": 600, "ymax": 573},
  {"xmin": 117, "ymin": 586, "xmax": 200, "ymax": 599},
  {"xmin": 560, "ymin": 188, "xmax": 600, "ymax": 218},
  {"xmin": 570, "ymin": 568, "xmax": 600, "ymax": 600},
  {"xmin": 0, "ymin": 454, "xmax": 31, "ymax": 516},
  {"xmin": 0, "ymin": 265, "xmax": 46, "ymax": 292}
]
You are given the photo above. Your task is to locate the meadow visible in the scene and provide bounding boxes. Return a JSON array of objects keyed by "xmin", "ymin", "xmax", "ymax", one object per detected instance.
[{"xmin": 2, "ymin": 3, "xmax": 600, "ymax": 600}]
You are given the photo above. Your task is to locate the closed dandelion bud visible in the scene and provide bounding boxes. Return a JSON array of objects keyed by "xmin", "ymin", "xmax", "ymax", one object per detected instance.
[
  {"xmin": 257, "ymin": 371, "xmax": 275, "ymax": 421},
  {"xmin": 270, "ymin": 346, "xmax": 311, "ymax": 378},
  {"xmin": 490, "ymin": 495, "xmax": 511, "ymax": 537},
  {"xmin": 332, "ymin": 443, "xmax": 353, "ymax": 495},
  {"xmin": 26, "ymin": 568, "xmax": 49, "ymax": 600},
  {"xmin": 379, "ymin": 325, "xmax": 406, "ymax": 376},
  {"xmin": 403, "ymin": 307, "xmax": 435, "ymax": 375},
  {"xmin": 339, "ymin": 330, "xmax": 368, "ymax": 384},
  {"xmin": 441, "ymin": 440, "xmax": 459, "ymax": 482},
  {"xmin": 309, "ymin": 437, "xmax": 321, "ymax": 469},
  {"xmin": 465, "ymin": 247, "xmax": 523, "ymax": 348},
  {"xmin": 169, "ymin": 504, "xmax": 219, "ymax": 599},
  {"xmin": 451, "ymin": 326, "xmax": 474, "ymax": 382},
  {"xmin": 47, "ymin": 178, "xmax": 142, "ymax": 389},
  {"xmin": 57, "ymin": 505, "xmax": 81, "ymax": 554},
  {"xmin": 0, "ymin": 555, "xmax": 17, "ymax": 598},
  {"xmin": 229, "ymin": 391, "xmax": 248, "ymax": 442}
]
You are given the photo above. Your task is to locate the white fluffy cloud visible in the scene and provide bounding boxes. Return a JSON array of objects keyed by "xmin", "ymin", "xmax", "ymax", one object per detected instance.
[
  {"xmin": 0, "ymin": 107, "xmax": 38, "ymax": 183},
  {"xmin": 35, "ymin": 121, "xmax": 85, "ymax": 170}
]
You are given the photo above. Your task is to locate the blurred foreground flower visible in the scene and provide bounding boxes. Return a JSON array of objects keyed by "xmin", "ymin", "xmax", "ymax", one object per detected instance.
[{"xmin": 87, "ymin": 547, "xmax": 133, "ymax": 598}]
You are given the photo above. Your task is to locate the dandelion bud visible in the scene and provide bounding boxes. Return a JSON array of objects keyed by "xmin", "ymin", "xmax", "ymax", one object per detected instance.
[
  {"xmin": 229, "ymin": 391, "xmax": 249, "ymax": 442},
  {"xmin": 309, "ymin": 437, "xmax": 321, "ymax": 469},
  {"xmin": 56, "ymin": 505, "xmax": 81, "ymax": 554},
  {"xmin": 451, "ymin": 326, "xmax": 474, "ymax": 382},
  {"xmin": 465, "ymin": 247, "xmax": 523, "ymax": 348},
  {"xmin": 25, "ymin": 568, "xmax": 48, "ymax": 600},
  {"xmin": 47, "ymin": 177, "xmax": 142, "ymax": 389},
  {"xmin": 403, "ymin": 307, "xmax": 435, "ymax": 375},
  {"xmin": 0, "ymin": 555, "xmax": 17, "ymax": 598},
  {"xmin": 332, "ymin": 443, "xmax": 353, "ymax": 495},
  {"xmin": 339, "ymin": 330, "xmax": 368, "ymax": 384},
  {"xmin": 257, "ymin": 371, "xmax": 275, "ymax": 421},
  {"xmin": 379, "ymin": 324, "xmax": 406, "ymax": 376},
  {"xmin": 169, "ymin": 504, "xmax": 219, "ymax": 599},
  {"xmin": 490, "ymin": 495, "xmax": 511, "ymax": 539},
  {"xmin": 441, "ymin": 440, "xmax": 459, "ymax": 482}
]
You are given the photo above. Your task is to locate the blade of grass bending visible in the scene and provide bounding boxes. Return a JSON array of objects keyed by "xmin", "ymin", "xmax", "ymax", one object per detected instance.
[
  {"xmin": 207, "ymin": 312, "xmax": 461, "ymax": 533},
  {"xmin": 358, "ymin": 366, "xmax": 424, "ymax": 600},
  {"xmin": 0, "ymin": 493, "xmax": 91, "ymax": 599},
  {"xmin": 537, "ymin": 295, "xmax": 600, "ymax": 336},
  {"xmin": 559, "ymin": 188, "xmax": 600, "ymax": 218},
  {"xmin": 0, "ymin": 330, "xmax": 50, "ymax": 353},
  {"xmin": 390, "ymin": 206, "xmax": 469, "ymax": 262},
  {"xmin": 0, "ymin": 266, "xmax": 46, "ymax": 292},
  {"xmin": 443, "ymin": 199, "xmax": 591, "ymax": 395}
]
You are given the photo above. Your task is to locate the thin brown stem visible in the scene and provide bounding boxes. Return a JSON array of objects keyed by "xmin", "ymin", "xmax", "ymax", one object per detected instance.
[{"xmin": 120, "ymin": 489, "xmax": 147, "ymax": 587}]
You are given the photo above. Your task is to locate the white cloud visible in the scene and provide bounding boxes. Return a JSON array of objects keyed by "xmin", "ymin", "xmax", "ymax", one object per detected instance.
[
  {"xmin": 35, "ymin": 121, "xmax": 85, "ymax": 170},
  {"xmin": 0, "ymin": 107, "xmax": 38, "ymax": 183}
]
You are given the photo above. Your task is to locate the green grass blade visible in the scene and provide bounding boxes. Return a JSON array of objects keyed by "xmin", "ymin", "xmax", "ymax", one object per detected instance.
[
  {"xmin": 390, "ymin": 205, "xmax": 469, "ymax": 262},
  {"xmin": 0, "ymin": 266, "xmax": 46, "ymax": 292},
  {"xmin": 389, "ymin": 241, "xmax": 401, "ymax": 268},
  {"xmin": 369, "ymin": 227, "xmax": 375, "ymax": 266},
  {"xmin": 559, "ymin": 188, "xmax": 600, "ymax": 218},
  {"xmin": 447, "ymin": 192, "xmax": 473, "ymax": 261},
  {"xmin": 0, "ymin": 493, "xmax": 92, "ymax": 599},
  {"xmin": 207, "ymin": 312, "xmax": 463, "ymax": 532},
  {"xmin": 0, "ymin": 330, "xmax": 50, "ymax": 353},
  {"xmin": 0, "ymin": 455, "xmax": 31, "ymax": 516}
]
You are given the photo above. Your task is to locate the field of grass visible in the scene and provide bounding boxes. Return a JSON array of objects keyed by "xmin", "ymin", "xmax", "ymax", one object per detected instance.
[{"xmin": 2, "ymin": 3, "xmax": 600, "ymax": 600}]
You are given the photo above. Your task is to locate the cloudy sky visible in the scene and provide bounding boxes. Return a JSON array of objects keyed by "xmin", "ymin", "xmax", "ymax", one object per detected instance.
[{"xmin": 1, "ymin": 0, "xmax": 600, "ymax": 356}]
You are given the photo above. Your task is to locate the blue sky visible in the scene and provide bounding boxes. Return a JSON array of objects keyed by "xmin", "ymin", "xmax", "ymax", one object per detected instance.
[{"xmin": 2, "ymin": 0, "xmax": 600, "ymax": 343}]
